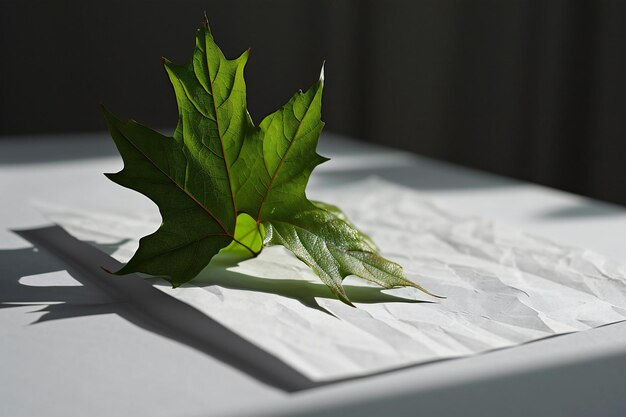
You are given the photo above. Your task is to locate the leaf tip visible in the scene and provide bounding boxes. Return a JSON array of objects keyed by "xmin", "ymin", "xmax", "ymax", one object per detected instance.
[
  {"xmin": 338, "ymin": 293, "xmax": 356, "ymax": 307},
  {"xmin": 335, "ymin": 285, "xmax": 355, "ymax": 307},
  {"xmin": 100, "ymin": 105, "xmax": 117, "ymax": 126},
  {"xmin": 410, "ymin": 282, "xmax": 445, "ymax": 299},
  {"xmin": 162, "ymin": 57, "xmax": 177, "ymax": 73},
  {"xmin": 319, "ymin": 61, "xmax": 325, "ymax": 84},
  {"xmin": 202, "ymin": 11, "xmax": 211, "ymax": 31},
  {"xmin": 238, "ymin": 48, "xmax": 251, "ymax": 64}
]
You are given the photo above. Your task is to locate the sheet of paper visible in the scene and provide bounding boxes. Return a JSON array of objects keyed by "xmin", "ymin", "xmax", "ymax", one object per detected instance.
[{"xmin": 35, "ymin": 178, "xmax": 626, "ymax": 381}]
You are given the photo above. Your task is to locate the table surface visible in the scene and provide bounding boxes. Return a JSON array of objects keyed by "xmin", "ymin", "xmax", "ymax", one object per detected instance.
[{"xmin": 2, "ymin": 132, "xmax": 626, "ymax": 417}]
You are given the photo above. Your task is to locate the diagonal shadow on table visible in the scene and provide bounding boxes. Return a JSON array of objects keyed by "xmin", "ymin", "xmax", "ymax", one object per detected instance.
[{"xmin": 1, "ymin": 225, "xmax": 429, "ymax": 392}]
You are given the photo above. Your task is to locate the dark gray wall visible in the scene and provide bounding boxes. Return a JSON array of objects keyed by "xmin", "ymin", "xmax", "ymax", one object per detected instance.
[{"xmin": 2, "ymin": 1, "xmax": 626, "ymax": 205}]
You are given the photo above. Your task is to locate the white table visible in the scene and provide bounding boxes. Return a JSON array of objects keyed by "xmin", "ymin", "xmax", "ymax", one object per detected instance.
[{"xmin": 2, "ymin": 132, "xmax": 626, "ymax": 417}]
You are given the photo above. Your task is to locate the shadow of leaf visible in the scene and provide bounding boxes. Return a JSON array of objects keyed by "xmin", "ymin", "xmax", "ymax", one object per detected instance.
[
  {"xmin": 192, "ymin": 257, "xmax": 430, "ymax": 316},
  {"xmin": 1, "ymin": 226, "xmax": 318, "ymax": 391},
  {"xmin": 0, "ymin": 225, "xmax": 435, "ymax": 391}
]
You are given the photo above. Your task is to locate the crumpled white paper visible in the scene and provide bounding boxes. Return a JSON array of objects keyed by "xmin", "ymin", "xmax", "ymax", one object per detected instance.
[{"xmin": 36, "ymin": 178, "xmax": 626, "ymax": 381}]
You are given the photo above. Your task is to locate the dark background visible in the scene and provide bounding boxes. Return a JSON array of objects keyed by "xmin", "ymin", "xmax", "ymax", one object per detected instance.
[{"xmin": 2, "ymin": 1, "xmax": 625, "ymax": 204}]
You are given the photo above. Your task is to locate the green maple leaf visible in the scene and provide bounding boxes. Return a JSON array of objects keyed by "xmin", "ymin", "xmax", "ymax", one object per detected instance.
[
  {"xmin": 103, "ymin": 22, "xmax": 249, "ymax": 285},
  {"xmin": 103, "ymin": 19, "xmax": 434, "ymax": 304}
]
